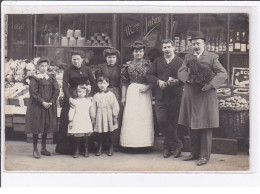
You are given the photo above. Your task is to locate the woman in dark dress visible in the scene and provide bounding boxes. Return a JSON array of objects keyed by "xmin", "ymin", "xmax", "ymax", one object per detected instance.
[
  {"xmin": 55, "ymin": 50, "xmax": 97, "ymax": 154},
  {"xmin": 25, "ymin": 58, "xmax": 60, "ymax": 159},
  {"xmin": 95, "ymin": 47, "xmax": 122, "ymax": 150}
]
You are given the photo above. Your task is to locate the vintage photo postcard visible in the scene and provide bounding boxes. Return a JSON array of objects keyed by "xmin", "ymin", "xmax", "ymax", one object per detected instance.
[{"xmin": 1, "ymin": 2, "xmax": 254, "ymax": 176}]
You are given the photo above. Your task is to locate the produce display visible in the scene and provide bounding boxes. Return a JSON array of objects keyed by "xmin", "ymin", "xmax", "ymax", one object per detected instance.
[
  {"xmin": 5, "ymin": 57, "xmax": 64, "ymax": 107},
  {"xmin": 219, "ymin": 96, "xmax": 249, "ymax": 110}
]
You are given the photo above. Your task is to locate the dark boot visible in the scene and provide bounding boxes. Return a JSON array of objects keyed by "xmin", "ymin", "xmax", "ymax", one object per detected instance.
[
  {"xmin": 41, "ymin": 133, "xmax": 51, "ymax": 156},
  {"xmin": 33, "ymin": 134, "xmax": 40, "ymax": 159},
  {"xmin": 163, "ymin": 147, "xmax": 171, "ymax": 158},
  {"xmin": 73, "ymin": 137, "xmax": 80, "ymax": 158},
  {"xmin": 107, "ymin": 132, "xmax": 114, "ymax": 156},
  {"xmin": 84, "ymin": 137, "xmax": 89, "ymax": 157},
  {"xmin": 96, "ymin": 134, "xmax": 103, "ymax": 156},
  {"xmin": 108, "ymin": 144, "xmax": 114, "ymax": 156},
  {"xmin": 95, "ymin": 144, "xmax": 102, "ymax": 156}
]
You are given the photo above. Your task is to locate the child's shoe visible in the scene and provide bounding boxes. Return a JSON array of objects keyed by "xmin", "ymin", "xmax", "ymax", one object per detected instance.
[
  {"xmin": 107, "ymin": 145, "xmax": 114, "ymax": 156},
  {"xmin": 95, "ymin": 144, "xmax": 102, "ymax": 156},
  {"xmin": 73, "ymin": 151, "xmax": 79, "ymax": 158},
  {"xmin": 41, "ymin": 148, "xmax": 51, "ymax": 156},
  {"xmin": 33, "ymin": 149, "xmax": 40, "ymax": 159},
  {"xmin": 84, "ymin": 149, "xmax": 89, "ymax": 157}
]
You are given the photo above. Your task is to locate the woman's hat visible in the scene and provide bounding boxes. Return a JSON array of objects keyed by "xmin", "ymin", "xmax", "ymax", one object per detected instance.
[
  {"xmin": 189, "ymin": 31, "xmax": 205, "ymax": 41},
  {"xmin": 103, "ymin": 47, "xmax": 120, "ymax": 58},
  {"xmin": 130, "ymin": 41, "xmax": 146, "ymax": 50}
]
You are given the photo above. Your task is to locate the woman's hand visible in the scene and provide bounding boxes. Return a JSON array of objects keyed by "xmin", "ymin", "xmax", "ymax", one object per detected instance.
[
  {"xmin": 42, "ymin": 101, "xmax": 51, "ymax": 109},
  {"xmin": 91, "ymin": 120, "xmax": 96, "ymax": 127},
  {"xmin": 68, "ymin": 122, "xmax": 73, "ymax": 129},
  {"xmin": 201, "ymin": 84, "xmax": 213, "ymax": 92},
  {"xmin": 139, "ymin": 85, "xmax": 149, "ymax": 93},
  {"xmin": 121, "ymin": 96, "xmax": 126, "ymax": 106},
  {"xmin": 113, "ymin": 117, "xmax": 118, "ymax": 125},
  {"xmin": 167, "ymin": 77, "xmax": 179, "ymax": 86},
  {"xmin": 69, "ymin": 97, "xmax": 75, "ymax": 108},
  {"xmin": 158, "ymin": 80, "xmax": 168, "ymax": 90}
]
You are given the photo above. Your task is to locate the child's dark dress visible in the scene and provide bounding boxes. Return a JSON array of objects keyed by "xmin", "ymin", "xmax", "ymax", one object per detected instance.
[{"xmin": 25, "ymin": 74, "xmax": 60, "ymax": 134}]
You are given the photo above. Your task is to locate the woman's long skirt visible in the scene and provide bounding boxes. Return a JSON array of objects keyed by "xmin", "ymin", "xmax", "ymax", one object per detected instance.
[{"xmin": 120, "ymin": 83, "xmax": 154, "ymax": 147}]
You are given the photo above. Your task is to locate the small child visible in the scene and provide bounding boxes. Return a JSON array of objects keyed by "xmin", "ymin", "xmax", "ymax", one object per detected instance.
[
  {"xmin": 25, "ymin": 58, "xmax": 60, "ymax": 159},
  {"xmin": 90, "ymin": 76, "xmax": 120, "ymax": 156},
  {"xmin": 68, "ymin": 84, "xmax": 93, "ymax": 158}
]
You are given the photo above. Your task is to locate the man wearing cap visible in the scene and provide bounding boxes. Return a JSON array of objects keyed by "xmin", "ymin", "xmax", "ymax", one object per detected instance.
[
  {"xmin": 178, "ymin": 31, "xmax": 227, "ymax": 166},
  {"xmin": 146, "ymin": 39, "xmax": 183, "ymax": 158}
]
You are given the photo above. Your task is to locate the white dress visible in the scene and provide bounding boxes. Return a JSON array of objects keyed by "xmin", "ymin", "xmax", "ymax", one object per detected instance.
[
  {"xmin": 68, "ymin": 97, "xmax": 93, "ymax": 134},
  {"xmin": 90, "ymin": 91, "xmax": 120, "ymax": 133},
  {"xmin": 120, "ymin": 60, "xmax": 154, "ymax": 147}
]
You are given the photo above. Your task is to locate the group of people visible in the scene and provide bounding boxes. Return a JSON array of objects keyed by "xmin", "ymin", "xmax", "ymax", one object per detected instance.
[{"xmin": 25, "ymin": 31, "xmax": 227, "ymax": 166}]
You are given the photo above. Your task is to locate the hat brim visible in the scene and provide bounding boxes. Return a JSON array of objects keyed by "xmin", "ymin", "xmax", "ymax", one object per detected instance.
[{"xmin": 189, "ymin": 37, "xmax": 205, "ymax": 41}]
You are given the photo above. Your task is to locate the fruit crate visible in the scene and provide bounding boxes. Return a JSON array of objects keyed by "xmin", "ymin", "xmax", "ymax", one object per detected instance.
[{"xmin": 219, "ymin": 107, "xmax": 249, "ymax": 139}]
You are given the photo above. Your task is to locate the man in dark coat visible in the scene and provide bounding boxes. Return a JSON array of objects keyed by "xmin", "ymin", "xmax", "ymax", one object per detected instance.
[
  {"xmin": 146, "ymin": 39, "xmax": 183, "ymax": 158},
  {"xmin": 178, "ymin": 31, "xmax": 227, "ymax": 166}
]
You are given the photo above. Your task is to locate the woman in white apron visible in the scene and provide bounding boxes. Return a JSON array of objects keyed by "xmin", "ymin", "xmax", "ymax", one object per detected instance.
[{"xmin": 120, "ymin": 41, "xmax": 154, "ymax": 148}]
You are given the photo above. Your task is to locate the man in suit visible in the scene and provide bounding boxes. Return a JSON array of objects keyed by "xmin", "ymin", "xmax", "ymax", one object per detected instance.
[
  {"xmin": 146, "ymin": 39, "xmax": 183, "ymax": 158},
  {"xmin": 178, "ymin": 31, "xmax": 227, "ymax": 166}
]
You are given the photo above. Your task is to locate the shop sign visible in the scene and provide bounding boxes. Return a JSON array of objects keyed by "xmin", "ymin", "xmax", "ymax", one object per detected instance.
[
  {"xmin": 143, "ymin": 15, "xmax": 161, "ymax": 37},
  {"xmin": 232, "ymin": 67, "xmax": 249, "ymax": 87},
  {"xmin": 124, "ymin": 23, "xmax": 141, "ymax": 37}
]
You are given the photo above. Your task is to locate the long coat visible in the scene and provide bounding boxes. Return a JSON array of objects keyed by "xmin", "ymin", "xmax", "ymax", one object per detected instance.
[
  {"xmin": 25, "ymin": 75, "xmax": 60, "ymax": 134},
  {"xmin": 178, "ymin": 51, "xmax": 227, "ymax": 129}
]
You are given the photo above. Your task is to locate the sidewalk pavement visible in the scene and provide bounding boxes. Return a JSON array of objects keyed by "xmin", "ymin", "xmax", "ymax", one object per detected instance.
[{"xmin": 4, "ymin": 141, "xmax": 249, "ymax": 172}]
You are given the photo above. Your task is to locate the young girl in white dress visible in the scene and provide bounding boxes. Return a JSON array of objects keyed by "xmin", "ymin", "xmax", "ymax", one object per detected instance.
[
  {"xmin": 90, "ymin": 76, "xmax": 120, "ymax": 156},
  {"xmin": 68, "ymin": 84, "xmax": 93, "ymax": 158}
]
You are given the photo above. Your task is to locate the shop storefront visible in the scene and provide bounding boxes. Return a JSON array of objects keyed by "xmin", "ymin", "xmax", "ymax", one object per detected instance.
[{"xmin": 5, "ymin": 13, "xmax": 249, "ymax": 151}]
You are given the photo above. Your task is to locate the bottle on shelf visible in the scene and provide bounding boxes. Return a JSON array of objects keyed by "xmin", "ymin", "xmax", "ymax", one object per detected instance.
[
  {"xmin": 49, "ymin": 28, "xmax": 54, "ymax": 45},
  {"xmin": 39, "ymin": 30, "xmax": 44, "ymax": 45},
  {"xmin": 234, "ymin": 31, "xmax": 241, "ymax": 52},
  {"xmin": 222, "ymin": 38, "xmax": 227, "ymax": 52},
  {"xmin": 44, "ymin": 29, "xmax": 49, "ymax": 45},
  {"xmin": 211, "ymin": 37, "xmax": 215, "ymax": 52},
  {"xmin": 240, "ymin": 32, "xmax": 247, "ymax": 52},
  {"xmin": 229, "ymin": 36, "xmax": 234, "ymax": 52},
  {"xmin": 54, "ymin": 28, "xmax": 60, "ymax": 45},
  {"xmin": 207, "ymin": 38, "xmax": 211, "ymax": 52},
  {"xmin": 219, "ymin": 38, "xmax": 223, "ymax": 52},
  {"xmin": 180, "ymin": 33, "xmax": 186, "ymax": 52},
  {"xmin": 215, "ymin": 37, "xmax": 219, "ymax": 53}
]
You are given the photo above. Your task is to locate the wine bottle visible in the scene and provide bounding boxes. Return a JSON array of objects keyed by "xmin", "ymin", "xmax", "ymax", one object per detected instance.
[
  {"xmin": 211, "ymin": 38, "xmax": 215, "ymax": 52},
  {"xmin": 219, "ymin": 38, "xmax": 223, "ymax": 52},
  {"xmin": 234, "ymin": 32, "xmax": 241, "ymax": 52},
  {"xmin": 54, "ymin": 28, "xmax": 60, "ymax": 45},
  {"xmin": 40, "ymin": 31, "xmax": 44, "ymax": 45},
  {"xmin": 229, "ymin": 37, "xmax": 234, "ymax": 52},
  {"xmin": 222, "ymin": 38, "xmax": 227, "ymax": 52},
  {"xmin": 215, "ymin": 37, "xmax": 219, "ymax": 52},
  {"xmin": 44, "ymin": 30, "xmax": 49, "ymax": 45},
  {"xmin": 49, "ymin": 29, "xmax": 54, "ymax": 45},
  {"xmin": 240, "ymin": 32, "xmax": 247, "ymax": 52},
  {"xmin": 207, "ymin": 38, "xmax": 211, "ymax": 52}
]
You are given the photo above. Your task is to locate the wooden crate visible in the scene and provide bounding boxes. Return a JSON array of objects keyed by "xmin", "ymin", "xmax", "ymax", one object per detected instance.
[
  {"xmin": 5, "ymin": 115, "xmax": 13, "ymax": 128},
  {"xmin": 13, "ymin": 124, "xmax": 25, "ymax": 132},
  {"xmin": 13, "ymin": 115, "xmax": 26, "ymax": 124}
]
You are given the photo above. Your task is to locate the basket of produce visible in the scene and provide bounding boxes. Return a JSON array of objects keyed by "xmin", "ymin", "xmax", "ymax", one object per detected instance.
[{"xmin": 218, "ymin": 96, "xmax": 249, "ymax": 139}]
